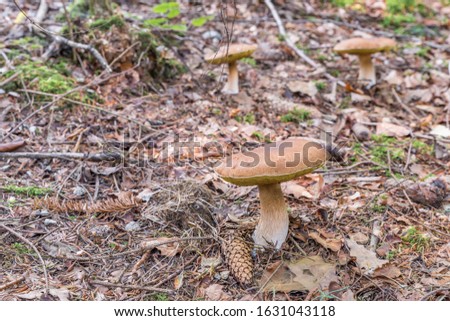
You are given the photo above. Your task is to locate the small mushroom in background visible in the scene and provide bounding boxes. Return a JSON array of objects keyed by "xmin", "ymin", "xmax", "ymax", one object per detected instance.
[
  {"xmin": 333, "ymin": 37, "xmax": 397, "ymax": 85},
  {"xmin": 205, "ymin": 43, "xmax": 258, "ymax": 95},
  {"xmin": 215, "ymin": 137, "xmax": 329, "ymax": 249}
]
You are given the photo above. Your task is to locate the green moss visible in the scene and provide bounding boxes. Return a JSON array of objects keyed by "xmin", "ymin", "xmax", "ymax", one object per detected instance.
[
  {"xmin": 329, "ymin": 69, "xmax": 341, "ymax": 77},
  {"xmin": 90, "ymin": 15, "xmax": 125, "ymax": 31},
  {"xmin": 212, "ymin": 108, "xmax": 222, "ymax": 116},
  {"xmin": 241, "ymin": 57, "xmax": 257, "ymax": 67},
  {"xmin": 314, "ymin": 81, "xmax": 327, "ymax": 91},
  {"xmin": 382, "ymin": 13, "xmax": 416, "ymax": 27},
  {"xmin": 370, "ymin": 134, "xmax": 404, "ymax": 164},
  {"xmin": 415, "ymin": 47, "xmax": 430, "ymax": 58},
  {"xmin": 146, "ymin": 293, "xmax": 169, "ymax": 301},
  {"xmin": 61, "ymin": 0, "xmax": 90, "ymax": 20},
  {"xmin": 135, "ymin": 31, "xmax": 186, "ymax": 81},
  {"xmin": 12, "ymin": 242, "xmax": 31, "ymax": 254},
  {"xmin": 386, "ymin": 249, "xmax": 398, "ymax": 260},
  {"xmin": 11, "ymin": 36, "xmax": 46, "ymax": 48},
  {"xmin": 252, "ymin": 131, "xmax": 264, "ymax": 141},
  {"xmin": 317, "ymin": 54, "xmax": 327, "ymax": 62},
  {"xmin": 3, "ymin": 185, "xmax": 52, "ymax": 197},
  {"xmin": 412, "ymin": 139, "xmax": 432, "ymax": 155},
  {"xmin": 330, "ymin": 0, "xmax": 356, "ymax": 7},
  {"xmin": 371, "ymin": 203, "xmax": 387, "ymax": 213},
  {"xmin": 252, "ymin": 131, "xmax": 271, "ymax": 143},
  {"xmin": 162, "ymin": 58, "xmax": 187, "ymax": 78},
  {"xmin": 386, "ymin": 0, "xmax": 416, "ymax": 14},
  {"xmin": 235, "ymin": 113, "xmax": 255, "ymax": 124},
  {"xmin": 280, "ymin": 108, "xmax": 311, "ymax": 123},
  {"xmin": 402, "ymin": 226, "xmax": 429, "ymax": 253},
  {"xmin": 2, "ymin": 60, "xmax": 76, "ymax": 97}
]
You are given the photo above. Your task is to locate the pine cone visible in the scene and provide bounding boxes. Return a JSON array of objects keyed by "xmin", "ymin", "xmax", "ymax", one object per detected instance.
[{"xmin": 224, "ymin": 236, "xmax": 254, "ymax": 285}]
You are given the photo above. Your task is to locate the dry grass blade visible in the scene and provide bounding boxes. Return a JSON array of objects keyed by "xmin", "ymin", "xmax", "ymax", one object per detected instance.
[{"xmin": 0, "ymin": 224, "xmax": 49, "ymax": 294}]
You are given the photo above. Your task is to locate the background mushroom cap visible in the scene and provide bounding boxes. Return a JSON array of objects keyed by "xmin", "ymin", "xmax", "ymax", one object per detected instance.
[
  {"xmin": 215, "ymin": 137, "xmax": 328, "ymax": 186},
  {"xmin": 205, "ymin": 43, "xmax": 258, "ymax": 64},
  {"xmin": 333, "ymin": 37, "xmax": 397, "ymax": 55}
]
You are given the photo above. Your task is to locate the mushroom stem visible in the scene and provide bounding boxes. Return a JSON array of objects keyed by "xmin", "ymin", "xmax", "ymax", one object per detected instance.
[
  {"xmin": 253, "ymin": 183, "xmax": 289, "ymax": 249},
  {"xmin": 223, "ymin": 61, "xmax": 239, "ymax": 94},
  {"xmin": 357, "ymin": 54, "xmax": 376, "ymax": 84}
]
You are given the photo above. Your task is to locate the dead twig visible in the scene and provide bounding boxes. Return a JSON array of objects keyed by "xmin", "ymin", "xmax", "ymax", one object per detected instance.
[
  {"xmin": 369, "ymin": 219, "xmax": 381, "ymax": 250},
  {"xmin": 420, "ymin": 287, "xmax": 450, "ymax": 301},
  {"xmin": 253, "ymin": 259, "xmax": 284, "ymax": 299},
  {"xmin": 153, "ymin": 254, "xmax": 200, "ymax": 288},
  {"xmin": 12, "ymin": 0, "xmax": 111, "ymax": 72},
  {"xmin": 391, "ymin": 88, "xmax": 420, "ymax": 119},
  {"xmin": 0, "ymin": 72, "xmax": 20, "ymax": 87},
  {"xmin": 55, "ymin": 236, "xmax": 214, "ymax": 261},
  {"xmin": 0, "ymin": 276, "xmax": 26, "ymax": 291},
  {"xmin": 0, "ymin": 224, "xmax": 49, "ymax": 294},
  {"xmin": 0, "ymin": 151, "xmax": 122, "ymax": 162},
  {"xmin": 131, "ymin": 250, "xmax": 152, "ymax": 275},
  {"xmin": 264, "ymin": 0, "xmax": 345, "ymax": 87},
  {"xmin": 89, "ymin": 280, "xmax": 173, "ymax": 294}
]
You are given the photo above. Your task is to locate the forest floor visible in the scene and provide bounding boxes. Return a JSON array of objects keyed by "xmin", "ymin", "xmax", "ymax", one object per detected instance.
[{"xmin": 0, "ymin": 0, "xmax": 449, "ymax": 301}]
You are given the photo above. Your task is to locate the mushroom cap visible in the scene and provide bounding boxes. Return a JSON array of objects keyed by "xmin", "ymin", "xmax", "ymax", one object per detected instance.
[
  {"xmin": 333, "ymin": 37, "xmax": 397, "ymax": 55},
  {"xmin": 215, "ymin": 137, "xmax": 328, "ymax": 186},
  {"xmin": 205, "ymin": 43, "xmax": 258, "ymax": 64}
]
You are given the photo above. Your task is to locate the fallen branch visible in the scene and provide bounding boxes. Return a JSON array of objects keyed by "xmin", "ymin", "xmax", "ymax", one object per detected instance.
[
  {"xmin": 263, "ymin": 0, "xmax": 345, "ymax": 87},
  {"xmin": 53, "ymin": 236, "xmax": 214, "ymax": 261},
  {"xmin": 0, "ymin": 140, "xmax": 26, "ymax": 152},
  {"xmin": 0, "ymin": 72, "xmax": 20, "ymax": 87},
  {"xmin": 0, "ymin": 276, "xmax": 26, "ymax": 292},
  {"xmin": 0, "ymin": 151, "xmax": 122, "ymax": 162},
  {"xmin": 391, "ymin": 88, "xmax": 420, "ymax": 119},
  {"xmin": 89, "ymin": 280, "xmax": 173, "ymax": 294},
  {"xmin": 131, "ymin": 250, "xmax": 152, "ymax": 275},
  {"xmin": 420, "ymin": 287, "xmax": 450, "ymax": 301},
  {"xmin": 51, "ymin": 35, "xmax": 112, "ymax": 72},
  {"xmin": 0, "ymin": 224, "xmax": 49, "ymax": 295},
  {"xmin": 12, "ymin": 0, "xmax": 111, "ymax": 72}
]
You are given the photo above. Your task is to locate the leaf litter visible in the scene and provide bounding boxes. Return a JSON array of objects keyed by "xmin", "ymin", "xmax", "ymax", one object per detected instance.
[{"xmin": 0, "ymin": 0, "xmax": 449, "ymax": 302}]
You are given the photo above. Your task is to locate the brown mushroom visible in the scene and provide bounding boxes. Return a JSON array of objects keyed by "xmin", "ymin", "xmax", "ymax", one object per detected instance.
[
  {"xmin": 333, "ymin": 37, "xmax": 396, "ymax": 84},
  {"xmin": 205, "ymin": 43, "xmax": 258, "ymax": 94},
  {"xmin": 215, "ymin": 137, "xmax": 328, "ymax": 249}
]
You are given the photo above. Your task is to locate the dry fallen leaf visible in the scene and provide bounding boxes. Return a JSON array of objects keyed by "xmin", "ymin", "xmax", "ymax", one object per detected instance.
[
  {"xmin": 350, "ymin": 232, "xmax": 369, "ymax": 245},
  {"xmin": 373, "ymin": 263, "xmax": 402, "ymax": 279},
  {"xmin": 141, "ymin": 237, "xmax": 181, "ymax": 257},
  {"xmin": 282, "ymin": 174, "xmax": 324, "ymax": 200},
  {"xmin": 384, "ymin": 70, "xmax": 403, "ymax": 85},
  {"xmin": 430, "ymin": 125, "xmax": 450, "ymax": 138},
  {"xmin": 346, "ymin": 239, "xmax": 387, "ymax": 273},
  {"xmin": 287, "ymin": 80, "xmax": 318, "ymax": 97},
  {"xmin": 282, "ymin": 182, "xmax": 313, "ymax": 199},
  {"xmin": 204, "ymin": 284, "xmax": 231, "ymax": 301},
  {"xmin": 174, "ymin": 273, "xmax": 184, "ymax": 290},
  {"xmin": 259, "ymin": 256, "xmax": 337, "ymax": 292},
  {"xmin": 0, "ymin": 140, "xmax": 25, "ymax": 152},
  {"xmin": 16, "ymin": 288, "xmax": 70, "ymax": 301},
  {"xmin": 376, "ymin": 122, "xmax": 411, "ymax": 137},
  {"xmin": 309, "ymin": 232, "xmax": 342, "ymax": 252}
]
